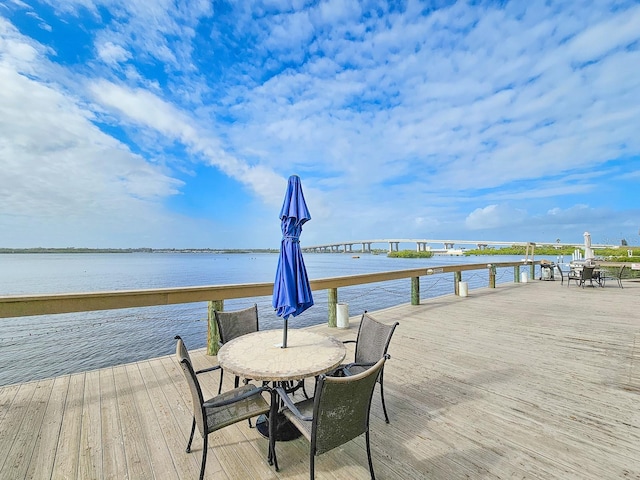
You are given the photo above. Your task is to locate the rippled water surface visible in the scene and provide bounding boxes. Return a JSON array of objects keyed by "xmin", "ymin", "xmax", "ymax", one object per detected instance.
[{"xmin": 0, "ymin": 252, "xmax": 551, "ymax": 385}]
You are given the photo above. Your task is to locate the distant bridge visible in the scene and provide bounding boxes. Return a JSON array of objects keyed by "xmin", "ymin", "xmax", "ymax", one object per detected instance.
[{"xmin": 302, "ymin": 239, "xmax": 617, "ymax": 254}]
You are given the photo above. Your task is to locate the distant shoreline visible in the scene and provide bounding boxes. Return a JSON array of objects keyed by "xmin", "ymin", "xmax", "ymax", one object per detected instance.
[{"xmin": 0, "ymin": 248, "xmax": 279, "ymax": 254}]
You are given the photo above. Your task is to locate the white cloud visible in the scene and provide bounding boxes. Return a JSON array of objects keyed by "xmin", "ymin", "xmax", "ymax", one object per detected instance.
[
  {"xmin": 97, "ymin": 41, "xmax": 130, "ymax": 65},
  {"xmin": 0, "ymin": 21, "xmax": 190, "ymax": 247},
  {"xmin": 88, "ymin": 80, "xmax": 287, "ymax": 205},
  {"xmin": 465, "ymin": 204, "xmax": 527, "ymax": 230},
  {"xmin": 565, "ymin": 4, "xmax": 640, "ymax": 63},
  {"xmin": 0, "ymin": 67, "xmax": 182, "ymax": 213},
  {"xmin": 0, "ymin": 17, "xmax": 42, "ymax": 70}
]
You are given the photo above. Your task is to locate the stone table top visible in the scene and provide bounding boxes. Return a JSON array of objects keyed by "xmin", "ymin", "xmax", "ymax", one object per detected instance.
[{"xmin": 217, "ymin": 329, "xmax": 346, "ymax": 382}]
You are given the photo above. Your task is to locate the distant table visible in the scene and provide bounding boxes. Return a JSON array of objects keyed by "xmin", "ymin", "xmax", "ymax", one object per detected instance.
[
  {"xmin": 217, "ymin": 329, "xmax": 346, "ymax": 440},
  {"xmin": 569, "ymin": 264, "xmax": 602, "ymax": 287}
]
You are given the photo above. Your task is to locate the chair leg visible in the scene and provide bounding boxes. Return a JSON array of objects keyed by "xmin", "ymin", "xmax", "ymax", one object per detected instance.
[
  {"xmin": 199, "ymin": 435, "xmax": 208, "ymax": 480},
  {"xmin": 218, "ymin": 369, "xmax": 224, "ymax": 394},
  {"xmin": 310, "ymin": 452, "xmax": 315, "ymax": 480},
  {"xmin": 186, "ymin": 417, "xmax": 196, "ymax": 453},
  {"xmin": 365, "ymin": 429, "xmax": 376, "ymax": 480},
  {"xmin": 380, "ymin": 381, "xmax": 389, "ymax": 423},
  {"xmin": 379, "ymin": 375, "xmax": 390, "ymax": 424}
]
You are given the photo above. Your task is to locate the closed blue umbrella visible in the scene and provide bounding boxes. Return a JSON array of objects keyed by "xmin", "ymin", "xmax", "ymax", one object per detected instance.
[{"xmin": 272, "ymin": 175, "xmax": 314, "ymax": 348}]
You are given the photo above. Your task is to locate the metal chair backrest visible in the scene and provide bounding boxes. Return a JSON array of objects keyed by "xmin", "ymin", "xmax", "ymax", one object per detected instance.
[
  {"xmin": 311, "ymin": 355, "xmax": 387, "ymax": 456},
  {"xmin": 582, "ymin": 266, "xmax": 595, "ymax": 281},
  {"xmin": 176, "ymin": 334, "xmax": 193, "ymax": 364},
  {"xmin": 214, "ymin": 304, "xmax": 259, "ymax": 344},
  {"xmin": 354, "ymin": 312, "xmax": 398, "ymax": 367},
  {"xmin": 175, "ymin": 337, "xmax": 207, "ymax": 436}
]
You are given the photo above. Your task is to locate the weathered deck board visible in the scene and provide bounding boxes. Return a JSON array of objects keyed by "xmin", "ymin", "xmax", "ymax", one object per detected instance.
[
  {"xmin": 98, "ymin": 367, "xmax": 127, "ymax": 479},
  {"xmin": 24, "ymin": 375, "xmax": 68, "ymax": 480},
  {"xmin": 1, "ymin": 278, "xmax": 639, "ymax": 479},
  {"xmin": 51, "ymin": 372, "xmax": 84, "ymax": 478},
  {"xmin": 78, "ymin": 369, "xmax": 102, "ymax": 479}
]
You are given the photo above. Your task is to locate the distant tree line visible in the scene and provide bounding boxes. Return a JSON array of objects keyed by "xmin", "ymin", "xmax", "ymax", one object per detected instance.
[
  {"xmin": 464, "ymin": 245, "xmax": 639, "ymax": 261},
  {"xmin": 387, "ymin": 250, "xmax": 434, "ymax": 258}
]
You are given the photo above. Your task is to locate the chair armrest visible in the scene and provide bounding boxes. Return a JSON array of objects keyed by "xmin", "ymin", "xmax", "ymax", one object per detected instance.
[
  {"xmin": 195, "ymin": 365, "xmax": 221, "ymax": 375},
  {"xmin": 204, "ymin": 386, "xmax": 269, "ymax": 408},
  {"xmin": 341, "ymin": 361, "xmax": 376, "ymax": 376},
  {"xmin": 342, "ymin": 354, "xmax": 391, "ymax": 375},
  {"xmin": 275, "ymin": 387, "xmax": 312, "ymax": 421}
]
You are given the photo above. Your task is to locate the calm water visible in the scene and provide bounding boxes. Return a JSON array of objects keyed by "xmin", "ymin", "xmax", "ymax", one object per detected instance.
[{"xmin": 0, "ymin": 252, "xmax": 550, "ymax": 386}]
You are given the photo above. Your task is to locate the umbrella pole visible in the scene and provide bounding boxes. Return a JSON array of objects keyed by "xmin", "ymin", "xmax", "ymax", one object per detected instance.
[{"xmin": 282, "ymin": 318, "xmax": 288, "ymax": 348}]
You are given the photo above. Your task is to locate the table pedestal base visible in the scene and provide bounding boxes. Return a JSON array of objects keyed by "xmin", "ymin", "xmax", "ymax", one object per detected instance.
[{"xmin": 255, "ymin": 413, "xmax": 301, "ymax": 442}]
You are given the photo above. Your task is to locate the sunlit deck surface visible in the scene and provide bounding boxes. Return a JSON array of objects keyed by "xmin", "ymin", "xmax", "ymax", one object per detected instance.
[{"xmin": 2, "ymin": 278, "xmax": 640, "ymax": 479}]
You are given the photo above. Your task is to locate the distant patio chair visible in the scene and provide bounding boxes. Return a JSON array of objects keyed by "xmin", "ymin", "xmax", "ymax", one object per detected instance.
[
  {"xmin": 337, "ymin": 312, "xmax": 399, "ymax": 423},
  {"xmin": 600, "ymin": 265, "xmax": 626, "ymax": 288},
  {"xmin": 555, "ymin": 264, "xmax": 565, "ymax": 285},
  {"xmin": 214, "ymin": 304, "xmax": 259, "ymax": 394},
  {"xmin": 175, "ymin": 336, "xmax": 271, "ymax": 480},
  {"xmin": 270, "ymin": 355, "xmax": 389, "ymax": 479},
  {"xmin": 567, "ymin": 266, "xmax": 596, "ymax": 288}
]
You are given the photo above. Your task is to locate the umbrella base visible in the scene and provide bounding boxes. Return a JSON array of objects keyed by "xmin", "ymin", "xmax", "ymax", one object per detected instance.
[{"xmin": 255, "ymin": 413, "xmax": 302, "ymax": 442}]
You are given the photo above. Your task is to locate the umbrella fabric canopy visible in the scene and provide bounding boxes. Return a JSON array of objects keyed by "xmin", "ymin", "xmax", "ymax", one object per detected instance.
[
  {"xmin": 272, "ymin": 175, "xmax": 314, "ymax": 347},
  {"xmin": 584, "ymin": 231, "xmax": 595, "ymax": 260}
]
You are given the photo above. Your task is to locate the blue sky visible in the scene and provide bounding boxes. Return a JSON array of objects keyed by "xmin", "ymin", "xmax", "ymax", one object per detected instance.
[{"xmin": 1, "ymin": 0, "xmax": 639, "ymax": 249}]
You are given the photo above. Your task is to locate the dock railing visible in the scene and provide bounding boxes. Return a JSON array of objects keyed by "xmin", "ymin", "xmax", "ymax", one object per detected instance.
[{"xmin": 0, "ymin": 261, "xmax": 538, "ymax": 354}]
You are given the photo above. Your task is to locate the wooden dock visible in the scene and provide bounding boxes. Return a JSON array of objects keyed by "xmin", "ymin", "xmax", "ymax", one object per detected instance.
[{"xmin": 1, "ymin": 279, "xmax": 639, "ymax": 479}]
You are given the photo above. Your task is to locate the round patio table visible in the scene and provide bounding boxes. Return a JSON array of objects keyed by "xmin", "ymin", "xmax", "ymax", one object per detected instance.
[{"xmin": 217, "ymin": 329, "xmax": 346, "ymax": 440}]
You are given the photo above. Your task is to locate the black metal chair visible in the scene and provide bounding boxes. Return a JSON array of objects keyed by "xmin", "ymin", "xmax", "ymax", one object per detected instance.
[
  {"xmin": 555, "ymin": 264, "xmax": 565, "ymax": 285},
  {"xmin": 214, "ymin": 304, "xmax": 259, "ymax": 394},
  {"xmin": 600, "ymin": 265, "xmax": 626, "ymax": 288},
  {"xmin": 175, "ymin": 334, "xmax": 221, "ymax": 376},
  {"xmin": 566, "ymin": 266, "xmax": 580, "ymax": 286},
  {"xmin": 339, "ymin": 312, "xmax": 398, "ymax": 423},
  {"xmin": 174, "ymin": 336, "xmax": 271, "ymax": 480},
  {"xmin": 270, "ymin": 355, "xmax": 388, "ymax": 479},
  {"xmin": 567, "ymin": 266, "xmax": 596, "ymax": 288}
]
